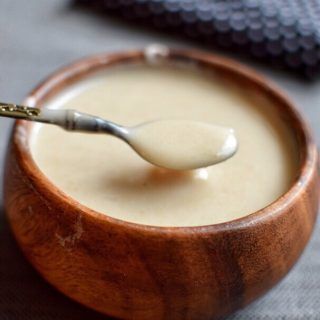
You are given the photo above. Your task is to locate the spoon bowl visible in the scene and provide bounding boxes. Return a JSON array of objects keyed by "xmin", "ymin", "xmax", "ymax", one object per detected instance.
[{"xmin": 128, "ymin": 119, "xmax": 238, "ymax": 170}]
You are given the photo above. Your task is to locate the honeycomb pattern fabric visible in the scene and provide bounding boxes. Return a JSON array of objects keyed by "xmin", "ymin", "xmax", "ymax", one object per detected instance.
[{"xmin": 76, "ymin": 0, "xmax": 320, "ymax": 78}]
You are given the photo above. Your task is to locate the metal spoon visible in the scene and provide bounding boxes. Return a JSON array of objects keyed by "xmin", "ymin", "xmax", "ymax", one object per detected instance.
[{"xmin": 0, "ymin": 102, "xmax": 238, "ymax": 170}]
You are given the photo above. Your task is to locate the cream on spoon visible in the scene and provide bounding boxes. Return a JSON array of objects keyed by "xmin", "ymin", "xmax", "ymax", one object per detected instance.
[
  {"xmin": 130, "ymin": 119, "xmax": 237, "ymax": 170},
  {"xmin": 0, "ymin": 102, "xmax": 237, "ymax": 170}
]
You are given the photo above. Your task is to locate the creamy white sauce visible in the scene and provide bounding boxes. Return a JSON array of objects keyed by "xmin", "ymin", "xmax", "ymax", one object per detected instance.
[
  {"xmin": 128, "ymin": 120, "xmax": 237, "ymax": 170},
  {"xmin": 31, "ymin": 65, "xmax": 298, "ymax": 227}
]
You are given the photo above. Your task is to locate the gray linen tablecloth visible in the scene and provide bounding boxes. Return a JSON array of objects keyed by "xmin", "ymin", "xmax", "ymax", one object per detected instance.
[{"xmin": 0, "ymin": 1, "xmax": 319, "ymax": 319}]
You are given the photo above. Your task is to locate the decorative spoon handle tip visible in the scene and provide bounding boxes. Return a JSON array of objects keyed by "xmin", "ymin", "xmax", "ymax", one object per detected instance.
[{"xmin": 0, "ymin": 102, "xmax": 41, "ymax": 119}]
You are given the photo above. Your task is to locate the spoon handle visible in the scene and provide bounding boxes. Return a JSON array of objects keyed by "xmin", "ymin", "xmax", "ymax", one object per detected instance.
[
  {"xmin": 0, "ymin": 102, "xmax": 41, "ymax": 119},
  {"xmin": 0, "ymin": 102, "xmax": 124, "ymax": 136}
]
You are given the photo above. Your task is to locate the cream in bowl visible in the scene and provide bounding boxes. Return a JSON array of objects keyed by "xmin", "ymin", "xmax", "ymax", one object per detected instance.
[
  {"xmin": 31, "ymin": 64, "xmax": 298, "ymax": 227},
  {"xmin": 5, "ymin": 48, "xmax": 319, "ymax": 320}
]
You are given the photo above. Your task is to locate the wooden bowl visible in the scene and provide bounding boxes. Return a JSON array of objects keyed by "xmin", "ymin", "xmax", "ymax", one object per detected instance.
[{"xmin": 4, "ymin": 47, "xmax": 319, "ymax": 320}]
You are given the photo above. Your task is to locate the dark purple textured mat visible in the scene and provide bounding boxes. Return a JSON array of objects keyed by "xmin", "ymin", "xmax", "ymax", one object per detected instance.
[{"xmin": 76, "ymin": 0, "xmax": 320, "ymax": 78}]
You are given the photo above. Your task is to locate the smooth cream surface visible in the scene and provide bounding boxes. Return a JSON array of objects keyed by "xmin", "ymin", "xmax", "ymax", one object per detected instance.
[
  {"xmin": 31, "ymin": 65, "xmax": 298, "ymax": 226},
  {"xmin": 129, "ymin": 120, "xmax": 237, "ymax": 170}
]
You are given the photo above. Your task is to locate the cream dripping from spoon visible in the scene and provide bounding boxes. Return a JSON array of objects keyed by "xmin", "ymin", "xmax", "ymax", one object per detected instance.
[{"xmin": 130, "ymin": 119, "xmax": 237, "ymax": 170}]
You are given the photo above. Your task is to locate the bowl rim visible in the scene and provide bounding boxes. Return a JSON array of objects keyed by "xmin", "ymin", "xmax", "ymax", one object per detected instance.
[{"xmin": 13, "ymin": 46, "xmax": 318, "ymax": 235}]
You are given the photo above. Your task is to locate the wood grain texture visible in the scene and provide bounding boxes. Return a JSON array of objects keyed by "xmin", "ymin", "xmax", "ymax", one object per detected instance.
[{"xmin": 4, "ymin": 48, "xmax": 320, "ymax": 320}]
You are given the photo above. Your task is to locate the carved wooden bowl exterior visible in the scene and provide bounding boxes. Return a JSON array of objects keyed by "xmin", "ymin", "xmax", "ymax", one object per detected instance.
[{"xmin": 4, "ymin": 49, "xmax": 319, "ymax": 320}]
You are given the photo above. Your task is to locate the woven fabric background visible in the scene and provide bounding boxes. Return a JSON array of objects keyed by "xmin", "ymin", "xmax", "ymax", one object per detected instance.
[{"xmin": 0, "ymin": 1, "xmax": 320, "ymax": 319}]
